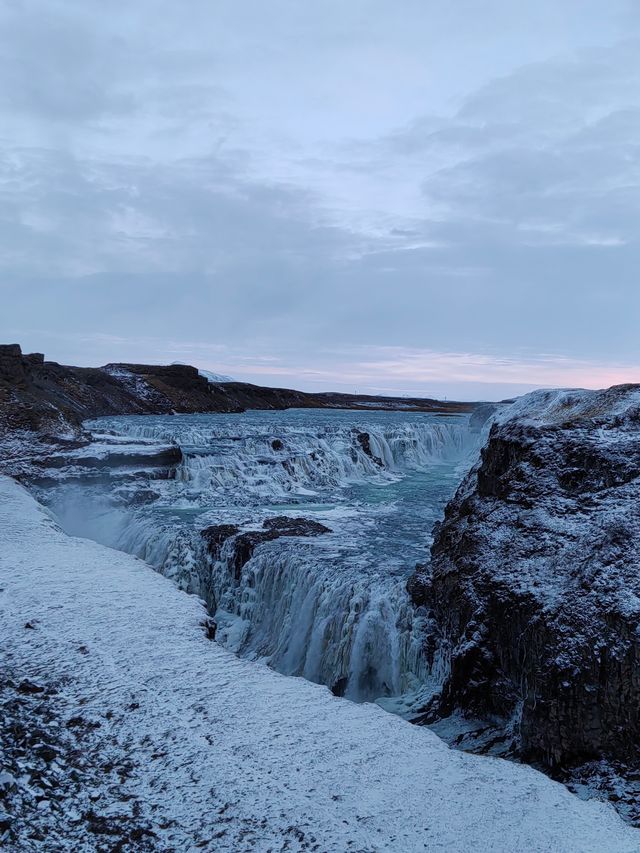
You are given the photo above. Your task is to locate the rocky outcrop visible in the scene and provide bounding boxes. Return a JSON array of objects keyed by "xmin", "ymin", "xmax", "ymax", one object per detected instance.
[
  {"xmin": 201, "ymin": 524, "xmax": 241, "ymax": 561},
  {"xmin": 202, "ymin": 517, "xmax": 331, "ymax": 582},
  {"xmin": 409, "ymin": 386, "xmax": 640, "ymax": 775},
  {"xmin": 0, "ymin": 348, "xmax": 250, "ymax": 439},
  {"xmin": 354, "ymin": 431, "xmax": 383, "ymax": 466},
  {"xmin": 0, "ymin": 344, "xmax": 29, "ymax": 388}
]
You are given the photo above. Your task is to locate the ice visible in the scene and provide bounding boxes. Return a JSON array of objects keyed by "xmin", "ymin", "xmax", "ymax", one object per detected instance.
[{"xmin": 496, "ymin": 384, "xmax": 640, "ymax": 426}]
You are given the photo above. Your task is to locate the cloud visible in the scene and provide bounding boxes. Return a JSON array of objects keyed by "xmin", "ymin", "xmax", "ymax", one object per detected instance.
[
  {"xmin": 1, "ymin": 1, "xmax": 639, "ymax": 399},
  {"xmin": 0, "ymin": 4, "xmax": 134, "ymax": 122}
]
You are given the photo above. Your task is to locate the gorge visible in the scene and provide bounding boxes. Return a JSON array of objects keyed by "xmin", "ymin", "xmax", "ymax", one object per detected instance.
[
  {"xmin": 2, "ymin": 344, "xmax": 640, "ymax": 848},
  {"xmin": 35, "ymin": 408, "xmax": 480, "ymax": 708}
]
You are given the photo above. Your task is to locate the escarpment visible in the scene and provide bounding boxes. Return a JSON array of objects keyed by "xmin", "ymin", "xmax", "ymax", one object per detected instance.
[{"xmin": 410, "ymin": 386, "xmax": 640, "ymax": 771}]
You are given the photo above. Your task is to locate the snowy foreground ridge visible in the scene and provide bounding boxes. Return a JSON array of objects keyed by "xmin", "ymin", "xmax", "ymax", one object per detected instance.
[{"xmin": 1, "ymin": 477, "xmax": 637, "ymax": 853}]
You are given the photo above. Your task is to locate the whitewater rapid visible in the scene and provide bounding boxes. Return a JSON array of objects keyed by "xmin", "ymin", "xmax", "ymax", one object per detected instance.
[{"xmin": 43, "ymin": 409, "xmax": 481, "ymax": 708}]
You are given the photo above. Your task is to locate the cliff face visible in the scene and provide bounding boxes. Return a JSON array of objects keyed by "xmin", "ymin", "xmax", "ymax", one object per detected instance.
[
  {"xmin": 0, "ymin": 345, "xmax": 238, "ymax": 437},
  {"xmin": 410, "ymin": 386, "xmax": 640, "ymax": 772}
]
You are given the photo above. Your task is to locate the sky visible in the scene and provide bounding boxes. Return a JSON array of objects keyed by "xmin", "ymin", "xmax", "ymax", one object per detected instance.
[{"xmin": 1, "ymin": 0, "xmax": 639, "ymax": 401}]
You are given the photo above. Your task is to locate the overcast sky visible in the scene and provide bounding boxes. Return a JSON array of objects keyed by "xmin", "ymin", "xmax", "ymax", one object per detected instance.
[{"xmin": 2, "ymin": 0, "xmax": 639, "ymax": 400}]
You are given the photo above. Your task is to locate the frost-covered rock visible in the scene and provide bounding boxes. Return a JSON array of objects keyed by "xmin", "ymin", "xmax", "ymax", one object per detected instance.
[{"xmin": 410, "ymin": 385, "xmax": 640, "ymax": 792}]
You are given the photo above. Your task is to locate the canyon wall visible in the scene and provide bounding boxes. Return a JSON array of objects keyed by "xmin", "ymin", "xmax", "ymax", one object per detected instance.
[{"xmin": 410, "ymin": 386, "xmax": 640, "ymax": 771}]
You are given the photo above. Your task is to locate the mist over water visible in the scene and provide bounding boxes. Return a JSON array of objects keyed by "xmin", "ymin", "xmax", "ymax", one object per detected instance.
[{"xmin": 45, "ymin": 409, "xmax": 480, "ymax": 708}]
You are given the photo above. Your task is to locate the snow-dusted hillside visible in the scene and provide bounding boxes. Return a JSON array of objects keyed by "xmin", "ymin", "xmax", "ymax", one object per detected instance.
[{"xmin": 0, "ymin": 476, "xmax": 637, "ymax": 851}]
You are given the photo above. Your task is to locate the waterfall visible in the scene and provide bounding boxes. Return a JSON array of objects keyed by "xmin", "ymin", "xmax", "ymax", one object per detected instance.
[
  {"xmin": 204, "ymin": 537, "xmax": 433, "ymax": 700},
  {"xmin": 88, "ymin": 413, "xmax": 473, "ymax": 504},
  {"xmin": 48, "ymin": 409, "xmax": 480, "ymax": 706}
]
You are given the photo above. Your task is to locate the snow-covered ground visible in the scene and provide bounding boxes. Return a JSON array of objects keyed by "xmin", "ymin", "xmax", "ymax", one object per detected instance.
[{"xmin": 1, "ymin": 475, "xmax": 638, "ymax": 852}]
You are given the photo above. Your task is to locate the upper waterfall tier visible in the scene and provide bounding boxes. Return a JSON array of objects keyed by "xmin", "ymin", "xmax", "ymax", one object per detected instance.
[{"xmin": 89, "ymin": 408, "xmax": 477, "ymax": 505}]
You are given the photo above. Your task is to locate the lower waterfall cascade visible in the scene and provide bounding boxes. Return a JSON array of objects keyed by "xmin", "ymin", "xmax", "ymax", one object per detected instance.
[{"xmin": 42, "ymin": 408, "xmax": 481, "ymax": 710}]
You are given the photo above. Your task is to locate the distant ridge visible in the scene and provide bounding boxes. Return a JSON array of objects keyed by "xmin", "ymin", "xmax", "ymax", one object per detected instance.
[{"xmin": 0, "ymin": 343, "xmax": 477, "ymax": 440}]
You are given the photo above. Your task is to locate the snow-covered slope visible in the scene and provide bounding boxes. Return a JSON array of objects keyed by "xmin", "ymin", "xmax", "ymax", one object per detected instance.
[
  {"xmin": 0, "ymin": 476, "xmax": 637, "ymax": 852},
  {"xmin": 199, "ymin": 368, "xmax": 235, "ymax": 383}
]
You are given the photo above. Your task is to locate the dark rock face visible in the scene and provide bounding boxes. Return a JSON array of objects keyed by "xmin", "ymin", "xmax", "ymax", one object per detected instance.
[
  {"xmin": 409, "ymin": 386, "xmax": 640, "ymax": 773},
  {"xmin": 331, "ymin": 676, "xmax": 349, "ymax": 697},
  {"xmin": 355, "ymin": 431, "xmax": 383, "ymax": 466},
  {"xmin": 262, "ymin": 517, "xmax": 331, "ymax": 536},
  {"xmin": 201, "ymin": 517, "xmax": 331, "ymax": 581},
  {"xmin": 0, "ymin": 344, "xmax": 30, "ymax": 389},
  {"xmin": 201, "ymin": 525, "xmax": 241, "ymax": 561},
  {"xmin": 102, "ymin": 362, "xmax": 236, "ymax": 414}
]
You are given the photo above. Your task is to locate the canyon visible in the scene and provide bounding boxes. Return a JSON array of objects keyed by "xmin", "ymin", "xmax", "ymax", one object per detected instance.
[{"xmin": 2, "ymin": 342, "xmax": 640, "ymax": 847}]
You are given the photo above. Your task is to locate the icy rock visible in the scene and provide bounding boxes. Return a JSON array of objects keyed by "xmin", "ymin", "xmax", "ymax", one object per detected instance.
[
  {"xmin": 0, "ymin": 772, "xmax": 16, "ymax": 793},
  {"xmin": 411, "ymin": 384, "xmax": 640, "ymax": 772},
  {"xmin": 17, "ymin": 680, "xmax": 45, "ymax": 695},
  {"xmin": 201, "ymin": 517, "xmax": 331, "ymax": 581}
]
